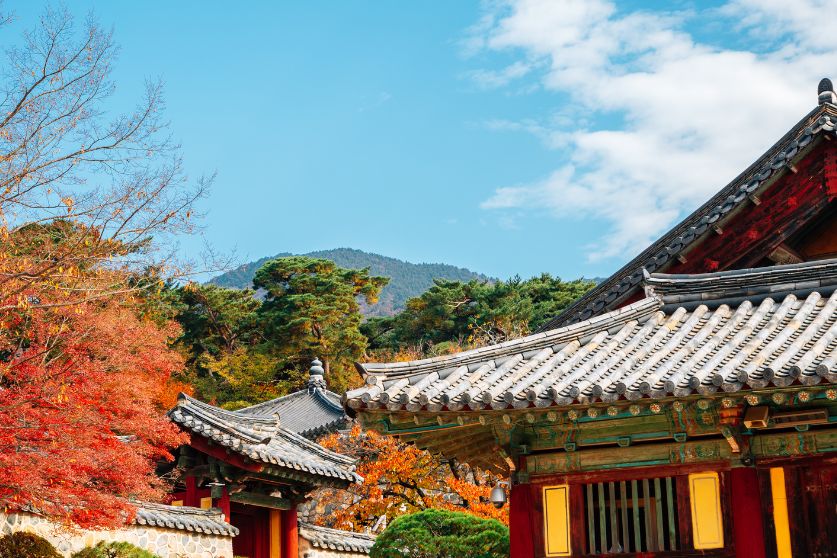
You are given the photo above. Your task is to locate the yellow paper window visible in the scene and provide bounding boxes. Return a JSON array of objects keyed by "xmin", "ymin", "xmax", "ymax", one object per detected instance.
[
  {"xmin": 688, "ymin": 472, "xmax": 724, "ymax": 549},
  {"xmin": 200, "ymin": 497, "xmax": 213, "ymax": 510},
  {"xmin": 543, "ymin": 485, "xmax": 572, "ymax": 556}
]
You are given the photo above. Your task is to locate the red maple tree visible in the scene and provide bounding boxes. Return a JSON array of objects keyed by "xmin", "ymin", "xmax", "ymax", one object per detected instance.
[
  {"xmin": 0, "ymin": 5, "xmax": 205, "ymax": 529},
  {"xmin": 0, "ymin": 289, "xmax": 187, "ymax": 528}
]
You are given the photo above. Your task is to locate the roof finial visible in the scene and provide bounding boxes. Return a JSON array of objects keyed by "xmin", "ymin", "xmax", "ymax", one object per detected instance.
[
  {"xmin": 309, "ymin": 358, "xmax": 327, "ymax": 391},
  {"xmin": 818, "ymin": 78, "xmax": 836, "ymax": 105}
]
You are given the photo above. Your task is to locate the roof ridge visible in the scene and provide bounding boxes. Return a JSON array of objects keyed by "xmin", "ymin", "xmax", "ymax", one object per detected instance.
[
  {"xmin": 312, "ymin": 387, "xmax": 347, "ymax": 413},
  {"xmin": 137, "ymin": 501, "xmax": 222, "ymax": 518},
  {"xmin": 299, "ymin": 522, "xmax": 377, "ymax": 540},
  {"xmin": 177, "ymin": 393, "xmax": 278, "ymax": 424},
  {"xmin": 647, "ymin": 256, "xmax": 837, "ymax": 281},
  {"xmin": 171, "ymin": 394, "xmax": 277, "ymax": 444},
  {"xmin": 645, "ymin": 257, "xmax": 837, "ymax": 305},
  {"xmin": 235, "ymin": 384, "xmax": 344, "ymax": 414}
]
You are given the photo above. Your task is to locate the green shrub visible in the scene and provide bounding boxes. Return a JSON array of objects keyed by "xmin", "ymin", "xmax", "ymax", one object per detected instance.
[
  {"xmin": 370, "ymin": 508, "xmax": 509, "ymax": 558},
  {"xmin": 0, "ymin": 532, "xmax": 61, "ymax": 558},
  {"xmin": 71, "ymin": 541, "xmax": 160, "ymax": 558}
]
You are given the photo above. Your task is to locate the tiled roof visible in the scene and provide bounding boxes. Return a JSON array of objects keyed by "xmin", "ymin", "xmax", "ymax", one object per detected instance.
[
  {"xmin": 168, "ymin": 394, "xmax": 361, "ymax": 484},
  {"xmin": 239, "ymin": 386, "xmax": 348, "ymax": 440},
  {"xmin": 348, "ymin": 260, "xmax": 837, "ymax": 411},
  {"xmin": 539, "ymin": 101, "xmax": 837, "ymax": 332},
  {"xmin": 134, "ymin": 502, "xmax": 239, "ymax": 537},
  {"xmin": 299, "ymin": 523, "xmax": 376, "ymax": 554}
]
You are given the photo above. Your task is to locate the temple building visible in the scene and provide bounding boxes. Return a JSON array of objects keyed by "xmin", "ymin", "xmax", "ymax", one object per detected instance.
[
  {"xmin": 164, "ymin": 360, "xmax": 366, "ymax": 558},
  {"xmin": 344, "ymin": 80, "xmax": 837, "ymax": 558}
]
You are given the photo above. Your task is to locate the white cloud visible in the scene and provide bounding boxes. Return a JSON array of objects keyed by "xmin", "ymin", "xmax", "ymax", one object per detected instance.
[
  {"xmin": 722, "ymin": 0, "xmax": 837, "ymax": 51},
  {"xmin": 472, "ymin": 0, "xmax": 837, "ymax": 261},
  {"xmin": 468, "ymin": 61, "xmax": 533, "ymax": 89}
]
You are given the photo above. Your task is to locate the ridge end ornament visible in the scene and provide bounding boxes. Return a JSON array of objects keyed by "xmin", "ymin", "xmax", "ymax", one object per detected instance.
[{"xmin": 818, "ymin": 77, "xmax": 836, "ymax": 105}]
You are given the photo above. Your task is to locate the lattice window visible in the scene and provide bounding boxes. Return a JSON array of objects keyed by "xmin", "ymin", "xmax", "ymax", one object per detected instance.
[{"xmin": 582, "ymin": 477, "xmax": 680, "ymax": 554}]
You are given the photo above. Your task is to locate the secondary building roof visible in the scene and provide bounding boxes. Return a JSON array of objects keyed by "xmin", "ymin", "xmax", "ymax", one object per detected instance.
[
  {"xmin": 538, "ymin": 83, "xmax": 837, "ymax": 331},
  {"xmin": 238, "ymin": 360, "xmax": 349, "ymax": 439},
  {"xmin": 169, "ymin": 393, "xmax": 361, "ymax": 485}
]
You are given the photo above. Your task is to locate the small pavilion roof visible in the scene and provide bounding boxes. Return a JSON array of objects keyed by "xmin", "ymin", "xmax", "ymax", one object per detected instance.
[
  {"xmin": 299, "ymin": 523, "xmax": 376, "ymax": 555},
  {"xmin": 538, "ymin": 90, "xmax": 837, "ymax": 331},
  {"xmin": 347, "ymin": 259, "xmax": 837, "ymax": 413},
  {"xmin": 169, "ymin": 393, "xmax": 361, "ymax": 485},
  {"xmin": 238, "ymin": 360, "xmax": 349, "ymax": 439}
]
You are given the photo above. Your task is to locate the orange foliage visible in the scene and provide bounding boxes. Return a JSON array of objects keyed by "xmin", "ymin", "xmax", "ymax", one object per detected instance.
[{"xmin": 315, "ymin": 425, "xmax": 507, "ymax": 531}]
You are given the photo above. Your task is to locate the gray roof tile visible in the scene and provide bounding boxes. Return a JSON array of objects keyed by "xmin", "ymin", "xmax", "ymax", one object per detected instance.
[
  {"xmin": 299, "ymin": 523, "xmax": 375, "ymax": 554},
  {"xmin": 134, "ymin": 502, "xmax": 238, "ymax": 537},
  {"xmin": 239, "ymin": 387, "xmax": 348, "ymax": 440}
]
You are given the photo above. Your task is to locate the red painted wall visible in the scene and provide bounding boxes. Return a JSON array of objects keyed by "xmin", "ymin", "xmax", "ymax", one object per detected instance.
[
  {"xmin": 510, "ymin": 483, "xmax": 535, "ymax": 558},
  {"xmin": 731, "ymin": 468, "xmax": 767, "ymax": 558}
]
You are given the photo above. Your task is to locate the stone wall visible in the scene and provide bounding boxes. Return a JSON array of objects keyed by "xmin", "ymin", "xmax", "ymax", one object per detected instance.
[{"xmin": 0, "ymin": 511, "xmax": 234, "ymax": 558}]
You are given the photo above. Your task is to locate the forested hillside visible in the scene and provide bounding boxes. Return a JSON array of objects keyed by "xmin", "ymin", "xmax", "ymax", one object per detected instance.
[{"xmin": 208, "ymin": 248, "xmax": 492, "ymax": 316}]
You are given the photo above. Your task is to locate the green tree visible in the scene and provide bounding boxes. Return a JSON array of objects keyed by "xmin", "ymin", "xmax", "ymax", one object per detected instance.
[
  {"xmin": 370, "ymin": 509, "xmax": 509, "ymax": 558},
  {"xmin": 71, "ymin": 541, "xmax": 159, "ymax": 558},
  {"xmin": 201, "ymin": 345, "xmax": 306, "ymax": 409},
  {"xmin": 364, "ymin": 274, "xmax": 595, "ymax": 354},
  {"xmin": 518, "ymin": 273, "xmax": 596, "ymax": 330},
  {"xmin": 254, "ymin": 257, "xmax": 388, "ymax": 392},
  {"xmin": 173, "ymin": 283, "xmax": 262, "ymax": 372},
  {"xmin": 155, "ymin": 282, "xmax": 277, "ymax": 407},
  {"xmin": 0, "ymin": 533, "xmax": 61, "ymax": 558}
]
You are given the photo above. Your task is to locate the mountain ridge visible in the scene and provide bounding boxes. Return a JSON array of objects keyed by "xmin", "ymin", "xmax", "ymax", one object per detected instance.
[{"xmin": 207, "ymin": 248, "xmax": 494, "ymax": 317}]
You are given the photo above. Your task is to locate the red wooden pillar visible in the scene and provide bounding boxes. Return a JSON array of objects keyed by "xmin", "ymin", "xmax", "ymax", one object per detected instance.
[
  {"xmin": 185, "ymin": 476, "xmax": 198, "ymax": 507},
  {"xmin": 281, "ymin": 506, "xmax": 298, "ymax": 558},
  {"xmin": 510, "ymin": 483, "xmax": 535, "ymax": 558},
  {"xmin": 217, "ymin": 486, "xmax": 231, "ymax": 522},
  {"xmin": 731, "ymin": 468, "xmax": 767, "ymax": 558}
]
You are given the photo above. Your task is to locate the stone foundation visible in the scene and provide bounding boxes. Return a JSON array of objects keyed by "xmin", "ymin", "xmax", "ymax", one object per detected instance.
[{"xmin": 0, "ymin": 511, "xmax": 234, "ymax": 558}]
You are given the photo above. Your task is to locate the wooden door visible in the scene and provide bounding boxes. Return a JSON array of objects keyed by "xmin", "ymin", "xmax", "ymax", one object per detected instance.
[
  {"xmin": 800, "ymin": 464, "xmax": 837, "ymax": 558},
  {"xmin": 231, "ymin": 503, "xmax": 270, "ymax": 558}
]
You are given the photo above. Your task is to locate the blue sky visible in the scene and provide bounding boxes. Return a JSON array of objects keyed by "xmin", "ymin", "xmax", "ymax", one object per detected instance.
[{"xmin": 5, "ymin": 1, "xmax": 837, "ymax": 280}]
